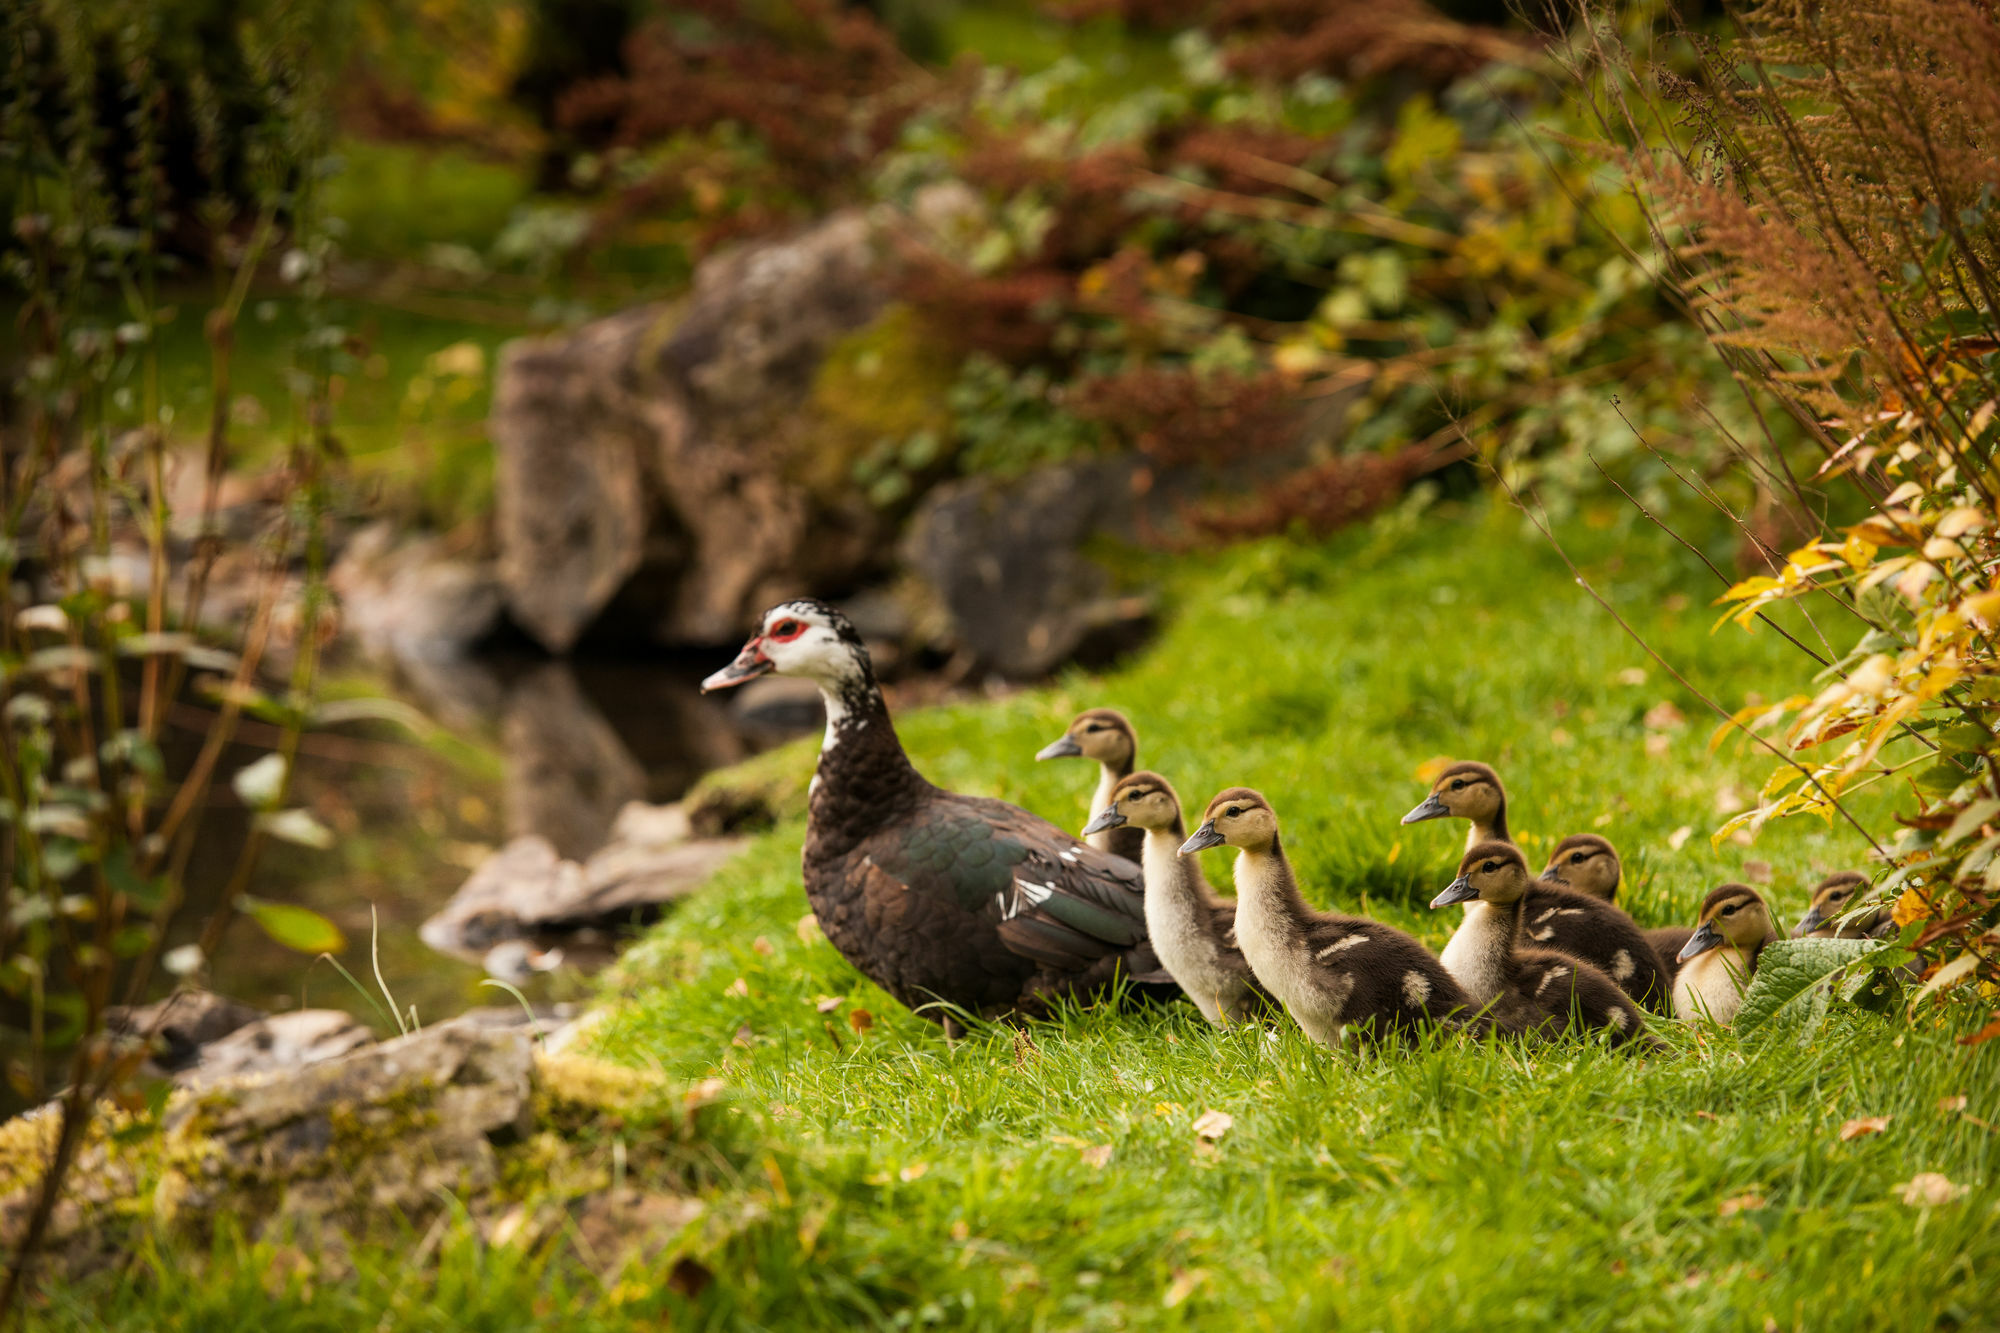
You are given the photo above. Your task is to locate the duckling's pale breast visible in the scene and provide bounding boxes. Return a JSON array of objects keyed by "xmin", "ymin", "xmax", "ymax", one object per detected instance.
[
  {"xmin": 1672, "ymin": 947, "xmax": 1752, "ymax": 1024},
  {"xmin": 1139, "ymin": 834, "xmax": 1237, "ymax": 1018},
  {"xmin": 1439, "ymin": 903, "xmax": 1510, "ymax": 1005}
]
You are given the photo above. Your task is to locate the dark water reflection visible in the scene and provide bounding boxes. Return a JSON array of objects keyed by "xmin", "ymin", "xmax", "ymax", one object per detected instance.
[{"xmin": 188, "ymin": 650, "xmax": 802, "ymax": 1032}]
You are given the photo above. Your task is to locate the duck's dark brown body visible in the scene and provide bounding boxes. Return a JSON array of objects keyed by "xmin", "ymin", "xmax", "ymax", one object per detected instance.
[
  {"xmin": 1515, "ymin": 886, "xmax": 1674, "ymax": 1013},
  {"xmin": 797, "ymin": 647, "xmax": 1169, "ymax": 1023}
]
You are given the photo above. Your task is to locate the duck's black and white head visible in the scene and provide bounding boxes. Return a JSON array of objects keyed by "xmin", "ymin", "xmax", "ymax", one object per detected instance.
[
  {"xmin": 1679, "ymin": 884, "xmax": 1776, "ymax": 962},
  {"xmin": 1541, "ymin": 833, "xmax": 1621, "ymax": 901},
  {"xmin": 1795, "ymin": 871, "xmax": 1873, "ymax": 937},
  {"xmin": 1433, "ymin": 841, "xmax": 1532, "ymax": 909},
  {"xmin": 701, "ymin": 601, "xmax": 881, "ymax": 746},
  {"xmin": 1402, "ymin": 761, "xmax": 1506, "ymax": 829},
  {"xmin": 1037, "ymin": 708, "xmax": 1138, "ymax": 773},
  {"xmin": 1082, "ymin": 770, "xmax": 1183, "ymax": 838},
  {"xmin": 1181, "ymin": 787, "xmax": 1278, "ymax": 855}
]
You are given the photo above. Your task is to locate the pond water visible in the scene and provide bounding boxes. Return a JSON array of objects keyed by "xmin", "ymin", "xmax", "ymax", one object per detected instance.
[{"xmin": 179, "ymin": 646, "xmax": 812, "ymax": 1036}]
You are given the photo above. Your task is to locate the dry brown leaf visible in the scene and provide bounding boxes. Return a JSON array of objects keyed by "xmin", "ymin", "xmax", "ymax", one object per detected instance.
[
  {"xmin": 849, "ymin": 1008, "xmax": 875, "ymax": 1033},
  {"xmin": 1645, "ymin": 700, "xmax": 1688, "ymax": 731},
  {"xmin": 1617, "ymin": 667, "xmax": 1648, "ymax": 685},
  {"xmin": 724, "ymin": 977, "xmax": 749, "ymax": 999},
  {"xmin": 899, "ymin": 1162, "xmax": 928, "ymax": 1182},
  {"xmin": 1896, "ymin": 1172, "xmax": 1968, "ymax": 1206},
  {"xmin": 813, "ymin": 995, "xmax": 844, "ymax": 1013},
  {"xmin": 1939, "ymin": 1095, "xmax": 1969, "ymax": 1113},
  {"xmin": 1717, "ymin": 1191, "xmax": 1766, "ymax": 1217},
  {"xmin": 1744, "ymin": 861, "xmax": 1773, "ymax": 884},
  {"xmin": 752, "ymin": 936, "xmax": 774, "ymax": 956},
  {"xmin": 1163, "ymin": 1269, "xmax": 1207, "ymax": 1308},
  {"xmin": 1840, "ymin": 1116, "xmax": 1891, "ymax": 1141},
  {"xmin": 1191, "ymin": 1109, "xmax": 1234, "ymax": 1140},
  {"xmin": 797, "ymin": 913, "xmax": 823, "ymax": 945},
  {"xmin": 683, "ymin": 1077, "xmax": 726, "ymax": 1110},
  {"xmin": 1080, "ymin": 1144, "xmax": 1113, "ymax": 1169}
]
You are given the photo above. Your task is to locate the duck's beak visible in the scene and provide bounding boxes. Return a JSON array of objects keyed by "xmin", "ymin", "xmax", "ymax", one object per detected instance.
[
  {"xmin": 701, "ymin": 636, "xmax": 773, "ymax": 692},
  {"xmin": 1792, "ymin": 905, "xmax": 1823, "ymax": 938},
  {"xmin": 1401, "ymin": 794, "xmax": 1449, "ymax": 824},
  {"xmin": 1677, "ymin": 921, "xmax": 1724, "ymax": 963},
  {"xmin": 1539, "ymin": 865, "xmax": 1565, "ymax": 885},
  {"xmin": 1179, "ymin": 821, "xmax": 1225, "ymax": 855},
  {"xmin": 1081, "ymin": 806, "xmax": 1127, "ymax": 837},
  {"xmin": 1430, "ymin": 876, "xmax": 1480, "ymax": 909},
  {"xmin": 1036, "ymin": 735, "xmax": 1083, "ymax": 760}
]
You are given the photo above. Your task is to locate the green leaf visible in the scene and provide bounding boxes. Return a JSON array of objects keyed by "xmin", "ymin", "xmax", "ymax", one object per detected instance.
[
  {"xmin": 237, "ymin": 895, "xmax": 345, "ymax": 955},
  {"xmin": 1736, "ymin": 938, "xmax": 1882, "ymax": 1036},
  {"xmin": 1912, "ymin": 762, "xmax": 1969, "ymax": 798},
  {"xmin": 1938, "ymin": 723, "xmax": 1990, "ymax": 754},
  {"xmin": 1942, "ymin": 798, "xmax": 2000, "ymax": 848}
]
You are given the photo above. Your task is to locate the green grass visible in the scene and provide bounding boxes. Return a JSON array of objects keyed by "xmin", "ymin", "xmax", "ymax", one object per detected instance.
[{"xmin": 33, "ymin": 503, "xmax": 2000, "ymax": 1329}]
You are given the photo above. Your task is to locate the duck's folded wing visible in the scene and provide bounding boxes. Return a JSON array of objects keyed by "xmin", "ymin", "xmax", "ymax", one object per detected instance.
[{"xmin": 971, "ymin": 800, "xmax": 1155, "ymax": 973}]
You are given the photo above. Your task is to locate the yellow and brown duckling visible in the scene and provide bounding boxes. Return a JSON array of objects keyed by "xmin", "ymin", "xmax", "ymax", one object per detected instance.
[
  {"xmin": 1432, "ymin": 843, "xmax": 1654, "ymax": 1048},
  {"xmin": 1084, "ymin": 773, "xmax": 1266, "ymax": 1025},
  {"xmin": 1401, "ymin": 761, "xmax": 1511, "ymax": 854},
  {"xmin": 1182, "ymin": 788, "xmax": 1480, "ymax": 1046},
  {"xmin": 1037, "ymin": 708, "xmax": 1142, "ymax": 864},
  {"xmin": 1794, "ymin": 871, "xmax": 1890, "ymax": 939},
  {"xmin": 1408, "ymin": 768, "xmax": 1671, "ymax": 1011},
  {"xmin": 1672, "ymin": 884, "xmax": 1779, "ymax": 1025},
  {"xmin": 1540, "ymin": 832, "xmax": 1695, "ymax": 980}
]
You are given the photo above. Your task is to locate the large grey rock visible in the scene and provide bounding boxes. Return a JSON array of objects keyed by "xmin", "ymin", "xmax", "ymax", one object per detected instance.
[
  {"xmin": 162, "ymin": 1019, "xmax": 534, "ymax": 1223},
  {"xmin": 107, "ymin": 989, "xmax": 264, "ymax": 1071},
  {"xmin": 903, "ymin": 459, "xmax": 1155, "ymax": 679},
  {"xmin": 420, "ymin": 830, "xmax": 745, "ymax": 958},
  {"xmin": 490, "ymin": 209, "xmax": 893, "ymax": 652},
  {"xmin": 179, "ymin": 1009, "xmax": 375, "ymax": 1089}
]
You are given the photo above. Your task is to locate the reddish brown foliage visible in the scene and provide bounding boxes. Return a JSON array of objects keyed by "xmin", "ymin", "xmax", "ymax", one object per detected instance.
[
  {"xmin": 1185, "ymin": 444, "xmax": 1434, "ymax": 540},
  {"xmin": 1214, "ymin": 0, "xmax": 1529, "ymax": 85},
  {"xmin": 1070, "ymin": 366, "xmax": 1297, "ymax": 466},
  {"xmin": 899, "ymin": 259, "xmax": 1078, "ymax": 361},
  {"xmin": 557, "ymin": 0, "xmax": 914, "ymax": 204}
]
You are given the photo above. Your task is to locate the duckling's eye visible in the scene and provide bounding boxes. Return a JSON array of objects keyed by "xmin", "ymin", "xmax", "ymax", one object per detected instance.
[
  {"xmin": 1449, "ymin": 780, "xmax": 1465, "ymax": 791},
  {"xmin": 1481, "ymin": 860, "xmax": 1499, "ymax": 873},
  {"xmin": 1225, "ymin": 806, "xmax": 1243, "ymax": 819},
  {"xmin": 769, "ymin": 619, "xmax": 804, "ymax": 641},
  {"xmin": 1723, "ymin": 905, "xmax": 1739, "ymax": 915},
  {"xmin": 1084, "ymin": 723, "xmax": 1104, "ymax": 733},
  {"xmin": 1570, "ymin": 852, "xmax": 1586, "ymax": 864}
]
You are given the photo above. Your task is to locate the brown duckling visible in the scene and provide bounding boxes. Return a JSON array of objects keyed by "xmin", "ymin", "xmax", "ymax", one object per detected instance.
[
  {"xmin": 1083, "ymin": 772, "xmax": 1265, "ymax": 1025},
  {"xmin": 1672, "ymin": 884, "xmax": 1779, "ymax": 1025},
  {"xmin": 1432, "ymin": 843, "xmax": 1653, "ymax": 1047},
  {"xmin": 1037, "ymin": 708, "xmax": 1142, "ymax": 865},
  {"xmin": 1182, "ymin": 788, "xmax": 1480, "ymax": 1046},
  {"xmin": 1540, "ymin": 832, "xmax": 1695, "ymax": 980},
  {"xmin": 1401, "ymin": 761, "xmax": 1511, "ymax": 854},
  {"xmin": 1794, "ymin": 871, "xmax": 1891, "ymax": 939},
  {"xmin": 1408, "ymin": 767, "xmax": 1671, "ymax": 1011}
]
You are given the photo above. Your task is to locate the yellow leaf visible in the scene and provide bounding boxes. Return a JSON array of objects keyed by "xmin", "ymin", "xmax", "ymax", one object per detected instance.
[
  {"xmin": 1718, "ymin": 576, "xmax": 1780, "ymax": 604},
  {"xmin": 1893, "ymin": 887, "xmax": 1932, "ymax": 927}
]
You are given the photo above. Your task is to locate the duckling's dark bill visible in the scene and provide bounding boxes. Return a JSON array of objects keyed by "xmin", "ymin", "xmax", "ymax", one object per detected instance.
[
  {"xmin": 1081, "ymin": 807, "xmax": 1127, "ymax": 837},
  {"xmin": 1677, "ymin": 921, "xmax": 1724, "ymax": 962},
  {"xmin": 1401, "ymin": 795, "xmax": 1449, "ymax": 824},
  {"xmin": 1036, "ymin": 735, "xmax": 1084, "ymax": 760},
  {"xmin": 1179, "ymin": 821, "xmax": 1226, "ymax": 855},
  {"xmin": 1792, "ymin": 906, "xmax": 1824, "ymax": 937},
  {"xmin": 701, "ymin": 640, "xmax": 774, "ymax": 692},
  {"xmin": 1430, "ymin": 877, "xmax": 1480, "ymax": 909}
]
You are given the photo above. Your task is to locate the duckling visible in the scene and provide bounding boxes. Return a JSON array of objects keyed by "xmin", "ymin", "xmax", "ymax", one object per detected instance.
[
  {"xmin": 1401, "ymin": 761, "xmax": 1511, "ymax": 854},
  {"xmin": 1794, "ymin": 871, "xmax": 1892, "ymax": 939},
  {"xmin": 1181, "ymin": 789, "xmax": 1479, "ymax": 1045},
  {"xmin": 1540, "ymin": 832, "xmax": 1695, "ymax": 981},
  {"xmin": 1673, "ymin": 884, "xmax": 1778, "ymax": 1025},
  {"xmin": 1408, "ymin": 767, "xmax": 1671, "ymax": 1010},
  {"xmin": 1431, "ymin": 843, "xmax": 1653, "ymax": 1047},
  {"xmin": 1036, "ymin": 709, "xmax": 1142, "ymax": 864},
  {"xmin": 1083, "ymin": 772, "xmax": 1264, "ymax": 1025}
]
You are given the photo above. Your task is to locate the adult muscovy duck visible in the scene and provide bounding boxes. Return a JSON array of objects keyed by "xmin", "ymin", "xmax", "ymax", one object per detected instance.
[{"xmin": 702, "ymin": 600, "xmax": 1174, "ymax": 1028}]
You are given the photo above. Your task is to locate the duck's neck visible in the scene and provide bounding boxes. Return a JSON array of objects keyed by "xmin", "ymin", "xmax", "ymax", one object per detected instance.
[
  {"xmin": 1088, "ymin": 759, "xmax": 1131, "ymax": 822},
  {"xmin": 1139, "ymin": 819, "xmax": 1209, "ymax": 931},
  {"xmin": 1231, "ymin": 839, "xmax": 1312, "ymax": 945},
  {"xmin": 806, "ymin": 666, "xmax": 932, "ymax": 851},
  {"xmin": 1465, "ymin": 801, "xmax": 1510, "ymax": 853},
  {"xmin": 1450, "ymin": 893, "xmax": 1521, "ymax": 1005}
]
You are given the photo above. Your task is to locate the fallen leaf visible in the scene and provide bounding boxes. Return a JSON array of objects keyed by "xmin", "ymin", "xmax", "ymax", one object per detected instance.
[
  {"xmin": 1893, "ymin": 887, "xmax": 1932, "ymax": 927},
  {"xmin": 1645, "ymin": 701, "xmax": 1688, "ymax": 731},
  {"xmin": 1744, "ymin": 860, "xmax": 1773, "ymax": 884},
  {"xmin": 1668, "ymin": 825, "xmax": 1694, "ymax": 851},
  {"xmin": 487, "ymin": 1204, "xmax": 530, "ymax": 1247},
  {"xmin": 1644, "ymin": 733, "xmax": 1670, "ymax": 757},
  {"xmin": 1840, "ymin": 1116, "xmax": 1892, "ymax": 1141},
  {"xmin": 752, "ymin": 936, "xmax": 774, "ymax": 956},
  {"xmin": 1896, "ymin": 1172, "xmax": 1968, "ymax": 1206},
  {"xmin": 1939, "ymin": 1095, "xmax": 1969, "ymax": 1113},
  {"xmin": 1695, "ymin": 1110, "xmax": 1718, "ymax": 1121},
  {"xmin": 849, "ymin": 1008, "xmax": 875, "ymax": 1033},
  {"xmin": 732, "ymin": 1025, "xmax": 754, "ymax": 1049},
  {"xmin": 1553, "ymin": 727, "xmax": 1576, "ymax": 748},
  {"xmin": 899, "ymin": 1162, "xmax": 928, "ymax": 1182},
  {"xmin": 1717, "ymin": 1191, "xmax": 1766, "ymax": 1217},
  {"xmin": 1163, "ymin": 1269, "xmax": 1207, "ymax": 1308},
  {"xmin": 950, "ymin": 1220, "xmax": 969, "ymax": 1242},
  {"xmin": 1080, "ymin": 1144, "xmax": 1113, "ymax": 1169},
  {"xmin": 797, "ymin": 913, "xmax": 823, "ymax": 945},
  {"xmin": 1191, "ymin": 1109, "xmax": 1234, "ymax": 1141},
  {"xmin": 724, "ymin": 977, "xmax": 749, "ymax": 999},
  {"xmin": 1617, "ymin": 667, "xmax": 1648, "ymax": 686},
  {"xmin": 683, "ymin": 1077, "xmax": 726, "ymax": 1110},
  {"xmin": 1716, "ymin": 786, "xmax": 1747, "ymax": 815},
  {"xmin": 813, "ymin": 995, "xmax": 844, "ymax": 1013},
  {"xmin": 1959, "ymin": 1016, "xmax": 2000, "ymax": 1047}
]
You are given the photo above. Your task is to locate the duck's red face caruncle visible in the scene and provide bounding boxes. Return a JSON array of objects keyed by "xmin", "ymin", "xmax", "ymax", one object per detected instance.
[{"xmin": 701, "ymin": 603, "xmax": 858, "ymax": 692}]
